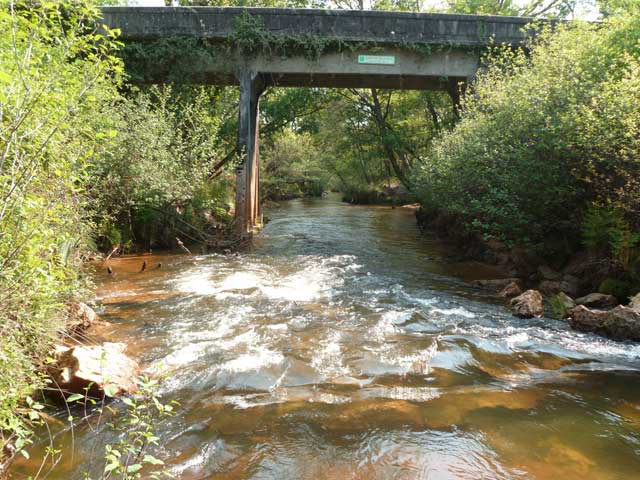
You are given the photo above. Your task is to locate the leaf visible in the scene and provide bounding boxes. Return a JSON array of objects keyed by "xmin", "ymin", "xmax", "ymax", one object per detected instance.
[
  {"xmin": 127, "ymin": 464, "xmax": 142, "ymax": 473},
  {"xmin": 66, "ymin": 393, "xmax": 84, "ymax": 403},
  {"xmin": 104, "ymin": 385, "xmax": 117, "ymax": 397},
  {"xmin": 20, "ymin": 450, "xmax": 30, "ymax": 460},
  {"xmin": 0, "ymin": 71, "xmax": 11, "ymax": 83},
  {"xmin": 143, "ymin": 455, "xmax": 164, "ymax": 466}
]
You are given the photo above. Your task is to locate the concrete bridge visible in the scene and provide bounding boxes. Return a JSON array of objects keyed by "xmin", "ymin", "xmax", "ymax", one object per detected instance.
[{"xmin": 100, "ymin": 7, "xmax": 535, "ymax": 238}]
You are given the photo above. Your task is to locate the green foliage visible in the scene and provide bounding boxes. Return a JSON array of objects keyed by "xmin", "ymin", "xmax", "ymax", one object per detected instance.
[
  {"xmin": 86, "ymin": 85, "xmax": 234, "ymax": 250},
  {"xmin": 230, "ymin": 10, "xmax": 359, "ymax": 61},
  {"xmin": 583, "ymin": 206, "xmax": 640, "ymax": 277},
  {"xmin": 413, "ymin": 15, "xmax": 640, "ymax": 255},
  {"xmin": 120, "ymin": 37, "xmax": 218, "ymax": 84},
  {"xmin": 261, "ymin": 130, "xmax": 328, "ymax": 200},
  {"xmin": 0, "ymin": 0, "xmax": 121, "ymax": 453},
  {"xmin": 97, "ymin": 377, "xmax": 175, "ymax": 480},
  {"xmin": 598, "ymin": 278, "xmax": 636, "ymax": 303},
  {"xmin": 548, "ymin": 294, "xmax": 570, "ymax": 319}
]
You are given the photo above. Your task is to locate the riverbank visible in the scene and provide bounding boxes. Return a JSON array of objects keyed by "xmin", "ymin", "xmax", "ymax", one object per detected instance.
[{"xmin": 415, "ymin": 206, "xmax": 640, "ymax": 340}]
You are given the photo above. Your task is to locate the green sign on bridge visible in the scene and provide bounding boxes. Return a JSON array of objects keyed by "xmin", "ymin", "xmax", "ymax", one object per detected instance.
[{"xmin": 357, "ymin": 54, "xmax": 396, "ymax": 65}]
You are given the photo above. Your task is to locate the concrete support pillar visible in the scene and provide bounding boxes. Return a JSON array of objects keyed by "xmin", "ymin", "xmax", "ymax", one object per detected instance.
[
  {"xmin": 447, "ymin": 77, "xmax": 466, "ymax": 119},
  {"xmin": 235, "ymin": 70, "xmax": 264, "ymax": 239}
]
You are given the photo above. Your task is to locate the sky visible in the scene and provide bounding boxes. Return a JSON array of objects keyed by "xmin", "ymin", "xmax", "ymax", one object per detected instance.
[{"xmin": 129, "ymin": 0, "xmax": 600, "ymax": 20}]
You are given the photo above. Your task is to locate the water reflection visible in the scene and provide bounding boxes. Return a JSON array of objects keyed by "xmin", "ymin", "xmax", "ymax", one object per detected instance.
[{"xmin": 13, "ymin": 195, "xmax": 640, "ymax": 479}]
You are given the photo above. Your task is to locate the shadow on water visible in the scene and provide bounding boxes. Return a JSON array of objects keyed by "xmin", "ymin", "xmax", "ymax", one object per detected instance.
[{"xmin": 13, "ymin": 195, "xmax": 640, "ymax": 479}]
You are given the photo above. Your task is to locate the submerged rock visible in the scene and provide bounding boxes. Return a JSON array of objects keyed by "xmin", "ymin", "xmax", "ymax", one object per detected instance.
[
  {"xmin": 511, "ymin": 290, "xmax": 544, "ymax": 318},
  {"xmin": 575, "ymin": 293, "xmax": 618, "ymax": 309},
  {"xmin": 49, "ymin": 342, "xmax": 140, "ymax": 398}
]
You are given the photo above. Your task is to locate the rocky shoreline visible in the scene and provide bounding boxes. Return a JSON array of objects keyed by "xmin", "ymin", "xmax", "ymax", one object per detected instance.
[{"xmin": 417, "ymin": 209, "xmax": 640, "ymax": 342}]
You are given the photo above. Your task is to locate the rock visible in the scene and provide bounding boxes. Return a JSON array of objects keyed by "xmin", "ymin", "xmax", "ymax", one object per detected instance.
[
  {"xmin": 498, "ymin": 281, "xmax": 523, "ymax": 298},
  {"xmin": 568, "ymin": 305, "xmax": 608, "ymax": 332},
  {"xmin": 473, "ymin": 278, "xmax": 522, "ymax": 292},
  {"xmin": 486, "ymin": 238, "xmax": 508, "ymax": 252},
  {"xmin": 575, "ymin": 293, "xmax": 618, "ymax": 309},
  {"xmin": 629, "ymin": 293, "xmax": 640, "ymax": 312},
  {"xmin": 67, "ymin": 301, "xmax": 100, "ymax": 332},
  {"xmin": 49, "ymin": 343, "xmax": 139, "ymax": 398},
  {"xmin": 549, "ymin": 292, "xmax": 576, "ymax": 319},
  {"xmin": 568, "ymin": 305, "xmax": 640, "ymax": 341},
  {"xmin": 556, "ymin": 292, "xmax": 576, "ymax": 310},
  {"xmin": 539, "ymin": 280, "xmax": 562, "ymax": 295},
  {"xmin": 562, "ymin": 251, "xmax": 593, "ymax": 277},
  {"xmin": 538, "ymin": 265, "xmax": 562, "ymax": 281},
  {"xmin": 602, "ymin": 306, "xmax": 640, "ymax": 341},
  {"xmin": 511, "ymin": 290, "xmax": 544, "ymax": 318}
]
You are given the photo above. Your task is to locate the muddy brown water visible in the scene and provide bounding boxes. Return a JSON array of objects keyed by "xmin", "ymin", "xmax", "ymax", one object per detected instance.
[{"xmin": 12, "ymin": 195, "xmax": 640, "ymax": 479}]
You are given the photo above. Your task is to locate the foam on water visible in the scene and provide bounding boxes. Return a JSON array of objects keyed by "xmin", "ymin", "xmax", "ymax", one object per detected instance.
[
  {"xmin": 311, "ymin": 330, "xmax": 351, "ymax": 378},
  {"xmin": 219, "ymin": 347, "xmax": 285, "ymax": 373}
]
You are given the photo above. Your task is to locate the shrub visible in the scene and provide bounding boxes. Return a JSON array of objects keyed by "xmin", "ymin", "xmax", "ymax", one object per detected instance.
[
  {"xmin": 0, "ymin": 0, "xmax": 121, "ymax": 456},
  {"xmin": 412, "ymin": 15, "xmax": 640, "ymax": 256}
]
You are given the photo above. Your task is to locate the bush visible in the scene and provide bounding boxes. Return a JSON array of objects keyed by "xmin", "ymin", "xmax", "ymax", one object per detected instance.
[
  {"xmin": 0, "ymin": 0, "xmax": 121, "ymax": 455},
  {"xmin": 261, "ymin": 130, "xmax": 329, "ymax": 200},
  {"xmin": 86, "ymin": 85, "xmax": 233, "ymax": 250},
  {"xmin": 598, "ymin": 279, "xmax": 637, "ymax": 304},
  {"xmin": 412, "ymin": 15, "xmax": 640, "ymax": 256}
]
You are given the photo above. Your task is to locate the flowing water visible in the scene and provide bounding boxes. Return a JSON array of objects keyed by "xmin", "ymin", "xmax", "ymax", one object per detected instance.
[{"xmin": 13, "ymin": 195, "xmax": 640, "ymax": 479}]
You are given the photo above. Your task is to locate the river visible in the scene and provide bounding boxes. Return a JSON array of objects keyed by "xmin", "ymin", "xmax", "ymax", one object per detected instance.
[{"xmin": 13, "ymin": 195, "xmax": 640, "ymax": 479}]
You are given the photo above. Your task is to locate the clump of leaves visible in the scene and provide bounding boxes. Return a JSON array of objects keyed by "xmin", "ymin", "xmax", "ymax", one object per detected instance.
[{"xmin": 99, "ymin": 377, "xmax": 176, "ymax": 480}]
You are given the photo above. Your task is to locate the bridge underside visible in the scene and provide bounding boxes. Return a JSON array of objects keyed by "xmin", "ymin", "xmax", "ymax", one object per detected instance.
[{"xmin": 209, "ymin": 49, "xmax": 480, "ymax": 237}]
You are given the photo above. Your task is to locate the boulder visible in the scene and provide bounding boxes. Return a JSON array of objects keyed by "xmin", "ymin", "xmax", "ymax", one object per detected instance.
[
  {"xmin": 568, "ymin": 305, "xmax": 640, "ymax": 341},
  {"xmin": 562, "ymin": 251, "xmax": 593, "ymax": 277},
  {"xmin": 49, "ymin": 342, "xmax": 139, "ymax": 398},
  {"xmin": 568, "ymin": 305, "xmax": 608, "ymax": 332},
  {"xmin": 498, "ymin": 281, "xmax": 523, "ymax": 298},
  {"xmin": 630, "ymin": 293, "xmax": 640, "ymax": 312},
  {"xmin": 511, "ymin": 290, "xmax": 544, "ymax": 318},
  {"xmin": 67, "ymin": 301, "xmax": 102, "ymax": 334},
  {"xmin": 538, "ymin": 265, "xmax": 562, "ymax": 281},
  {"xmin": 575, "ymin": 293, "xmax": 618, "ymax": 309},
  {"xmin": 602, "ymin": 306, "xmax": 640, "ymax": 341},
  {"xmin": 555, "ymin": 292, "xmax": 576, "ymax": 310}
]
